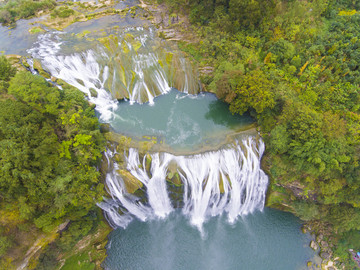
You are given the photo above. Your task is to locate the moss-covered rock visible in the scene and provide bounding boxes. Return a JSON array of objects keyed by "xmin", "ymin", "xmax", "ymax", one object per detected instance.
[
  {"xmin": 105, "ymin": 133, "xmax": 132, "ymax": 149},
  {"xmin": 117, "ymin": 169, "xmax": 143, "ymax": 193},
  {"xmin": 21, "ymin": 57, "xmax": 30, "ymax": 69},
  {"xmin": 145, "ymin": 153, "xmax": 152, "ymax": 176},
  {"xmin": 89, "ymin": 87, "xmax": 98, "ymax": 98},
  {"xmin": 5, "ymin": 55, "xmax": 26, "ymax": 72},
  {"xmin": 28, "ymin": 26, "xmax": 45, "ymax": 34},
  {"xmin": 33, "ymin": 59, "xmax": 50, "ymax": 79}
]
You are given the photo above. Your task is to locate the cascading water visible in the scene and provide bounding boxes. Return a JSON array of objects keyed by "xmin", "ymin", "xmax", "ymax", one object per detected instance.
[
  {"xmin": 2, "ymin": 4, "xmax": 317, "ymax": 268},
  {"xmin": 28, "ymin": 32, "xmax": 118, "ymax": 121},
  {"xmin": 28, "ymin": 27, "xmax": 200, "ymax": 122},
  {"xmin": 28, "ymin": 24, "xmax": 268, "ymax": 232},
  {"xmin": 99, "ymin": 137, "xmax": 268, "ymax": 231}
]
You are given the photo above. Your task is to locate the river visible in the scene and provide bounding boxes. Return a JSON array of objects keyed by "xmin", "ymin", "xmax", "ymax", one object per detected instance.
[{"xmin": 0, "ymin": 1, "xmax": 317, "ymax": 269}]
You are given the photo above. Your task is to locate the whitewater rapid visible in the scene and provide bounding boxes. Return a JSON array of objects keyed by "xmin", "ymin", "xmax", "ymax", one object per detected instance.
[
  {"xmin": 99, "ymin": 137, "xmax": 268, "ymax": 231},
  {"xmin": 28, "ymin": 26, "xmax": 267, "ymax": 232},
  {"xmin": 28, "ymin": 27, "xmax": 200, "ymax": 121}
]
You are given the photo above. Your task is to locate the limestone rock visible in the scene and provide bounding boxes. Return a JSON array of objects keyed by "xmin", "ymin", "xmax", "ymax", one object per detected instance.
[
  {"xmin": 310, "ymin": 240, "xmax": 319, "ymax": 251},
  {"xmin": 117, "ymin": 169, "xmax": 143, "ymax": 193}
]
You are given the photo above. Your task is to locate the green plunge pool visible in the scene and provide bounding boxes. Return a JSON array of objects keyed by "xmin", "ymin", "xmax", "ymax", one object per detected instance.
[
  {"xmin": 104, "ymin": 208, "xmax": 316, "ymax": 270},
  {"xmin": 109, "ymin": 89, "xmax": 254, "ymax": 151}
]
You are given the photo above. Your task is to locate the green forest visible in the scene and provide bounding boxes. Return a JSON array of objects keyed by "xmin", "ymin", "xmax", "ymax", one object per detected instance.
[
  {"xmin": 1, "ymin": 0, "xmax": 360, "ymax": 268},
  {"xmin": 158, "ymin": 0, "xmax": 360, "ymax": 266},
  {"xmin": 0, "ymin": 56, "xmax": 108, "ymax": 269}
]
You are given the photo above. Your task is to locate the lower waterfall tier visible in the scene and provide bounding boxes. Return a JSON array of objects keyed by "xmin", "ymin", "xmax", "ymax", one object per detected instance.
[{"xmin": 99, "ymin": 136, "xmax": 268, "ymax": 231}]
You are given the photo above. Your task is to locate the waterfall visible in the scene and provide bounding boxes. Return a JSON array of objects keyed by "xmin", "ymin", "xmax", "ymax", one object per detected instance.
[
  {"xmin": 28, "ymin": 27, "xmax": 200, "ymax": 122},
  {"xmin": 28, "ymin": 32, "xmax": 118, "ymax": 122},
  {"xmin": 27, "ymin": 25, "xmax": 267, "ymax": 232},
  {"xmin": 98, "ymin": 137, "xmax": 268, "ymax": 231}
]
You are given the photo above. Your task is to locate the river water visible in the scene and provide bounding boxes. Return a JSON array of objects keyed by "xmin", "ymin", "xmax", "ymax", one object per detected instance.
[
  {"xmin": 0, "ymin": 2, "xmax": 317, "ymax": 269},
  {"xmin": 110, "ymin": 89, "xmax": 254, "ymax": 152},
  {"xmin": 104, "ymin": 209, "xmax": 314, "ymax": 270}
]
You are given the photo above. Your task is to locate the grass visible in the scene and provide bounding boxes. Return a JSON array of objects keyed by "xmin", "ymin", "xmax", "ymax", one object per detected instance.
[{"xmin": 60, "ymin": 252, "xmax": 95, "ymax": 270}]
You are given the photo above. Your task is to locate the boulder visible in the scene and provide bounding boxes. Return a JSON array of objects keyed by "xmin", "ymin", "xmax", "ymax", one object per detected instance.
[
  {"xmin": 117, "ymin": 169, "xmax": 143, "ymax": 193},
  {"xmin": 310, "ymin": 240, "xmax": 319, "ymax": 251}
]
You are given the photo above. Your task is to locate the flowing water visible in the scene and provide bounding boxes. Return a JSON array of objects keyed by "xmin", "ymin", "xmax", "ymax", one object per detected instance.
[
  {"xmin": 0, "ymin": 16, "xmax": 46, "ymax": 55},
  {"xmin": 104, "ymin": 209, "xmax": 315, "ymax": 270},
  {"xmin": 99, "ymin": 138, "xmax": 268, "ymax": 231},
  {"xmin": 0, "ymin": 2, "xmax": 317, "ymax": 268},
  {"xmin": 29, "ymin": 26, "xmax": 200, "ymax": 121}
]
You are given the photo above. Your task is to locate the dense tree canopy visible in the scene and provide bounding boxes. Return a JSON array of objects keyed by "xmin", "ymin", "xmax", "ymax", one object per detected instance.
[
  {"xmin": 160, "ymin": 0, "xmax": 360, "ymax": 266},
  {"xmin": 0, "ymin": 57, "xmax": 105, "ymax": 233}
]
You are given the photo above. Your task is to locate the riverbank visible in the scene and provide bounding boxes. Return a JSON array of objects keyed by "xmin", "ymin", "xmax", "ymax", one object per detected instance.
[
  {"xmin": 136, "ymin": 0, "xmax": 360, "ymax": 269},
  {"xmin": 1, "ymin": 0, "xmax": 356, "ymax": 269}
]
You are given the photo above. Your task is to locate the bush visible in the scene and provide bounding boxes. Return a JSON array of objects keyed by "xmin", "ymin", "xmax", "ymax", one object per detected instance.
[
  {"xmin": 0, "ymin": 0, "xmax": 56, "ymax": 25},
  {"xmin": 51, "ymin": 6, "xmax": 75, "ymax": 19},
  {"xmin": 0, "ymin": 236, "xmax": 12, "ymax": 257}
]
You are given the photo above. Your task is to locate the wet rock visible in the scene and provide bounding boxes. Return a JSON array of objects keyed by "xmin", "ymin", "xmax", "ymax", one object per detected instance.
[
  {"xmin": 89, "ymin": 87, "xmax": 98, "ymax": 97},
  {"xmin": 310, "ymin": 240, "xmax": 319, "ymax": 251},
  {"xmin": 145, "ymin": 154, "xmax": 152, "ymax": 175},
  {"xmin": 117, "ymin": 169, "xmax": 143, "ymax": 193},
  {"xmin": 21, "ymin": 57, "xmax": 30, "ymax": 69},
  {"xmin": 33, "ymin": 59, "xmax": 50, "ymax": 78},
  {"xmin": 100, "ymin": 154, "xmax": 109, "ymax": 175}
]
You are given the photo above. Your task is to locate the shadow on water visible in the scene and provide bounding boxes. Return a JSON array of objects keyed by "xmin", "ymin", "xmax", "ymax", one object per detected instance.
[{"xmin": 205, "ymin": 99, "xmax": 254, "ymax": 129}]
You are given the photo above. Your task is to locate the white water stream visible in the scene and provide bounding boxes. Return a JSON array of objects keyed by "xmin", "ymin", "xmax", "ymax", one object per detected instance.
[
  {"xmin": 28, "ymin": 27, "xmax": 199, "ymax": 121},
  {"xmin": 28, "ymin": 26, "xmax": 268, "ymax": 232},
  {"xmin": 99, "ymin": 137, "xmax": 268, "ymax": 231}
]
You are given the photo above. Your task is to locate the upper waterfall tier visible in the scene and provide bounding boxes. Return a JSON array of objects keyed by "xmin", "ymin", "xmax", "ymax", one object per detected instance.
[
  {"xmin": 28, "ymin": 27, "xmax": 201, "ymax": 121},
  {"xmin": 99, "ymin": 137, "xmax": 268, "ymax": 231}
]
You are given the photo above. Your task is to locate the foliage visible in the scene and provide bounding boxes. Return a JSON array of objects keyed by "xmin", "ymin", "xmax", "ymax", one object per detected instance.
[
  {"xmin": 228, "ymin": 69, "xmax": 275, "ymax": 115},
  {"xmin": 170, "ymin": 0, "xmax": 360, "ymax": 265},
  {"xmin": 50, "ymin": 6, "xmax": 75, "ymax": 19},
  {"xmin": 0, "ymin": 0, "xmax": 56, "ymax": 25},
  {"xmin": 0, "ymin": 55, "xmax": 16, "ymax": 92},
  {"xmin": 0, "ymin": 60, "xmax": 105, "ymax": 235},
  {"xmin": 36, "ymin": 209, "xmax": 111, "ymax": 270},
  {"xmin": 0, "ymin": 235, "xmax": 11, "ymax": 257}
]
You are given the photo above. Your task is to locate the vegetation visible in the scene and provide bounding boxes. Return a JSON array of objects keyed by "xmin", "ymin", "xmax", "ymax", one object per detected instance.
[
  {"xmin": 50, "ymin": 6, "xmax": 75, "ymax": 19},
  {"xmin": 0, "ymin": 55, "xmax": 106, "ymax": 268},
  {"xmin": 156, "ymin": 0, "xmax": 360, "ymax": 266},
  {"xmin": 0, "ymin": 0, "xmax": 56, "ymax": 25}
]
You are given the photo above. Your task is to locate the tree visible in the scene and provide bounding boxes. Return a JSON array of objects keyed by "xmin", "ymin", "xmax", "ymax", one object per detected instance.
[
  {"xmin": 0, "ymin": 71, "xmax": 105, "ymax": 232},
  {"xmin": 228, "ymin": 69, "xmax": 275, "ymax": 115}
]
